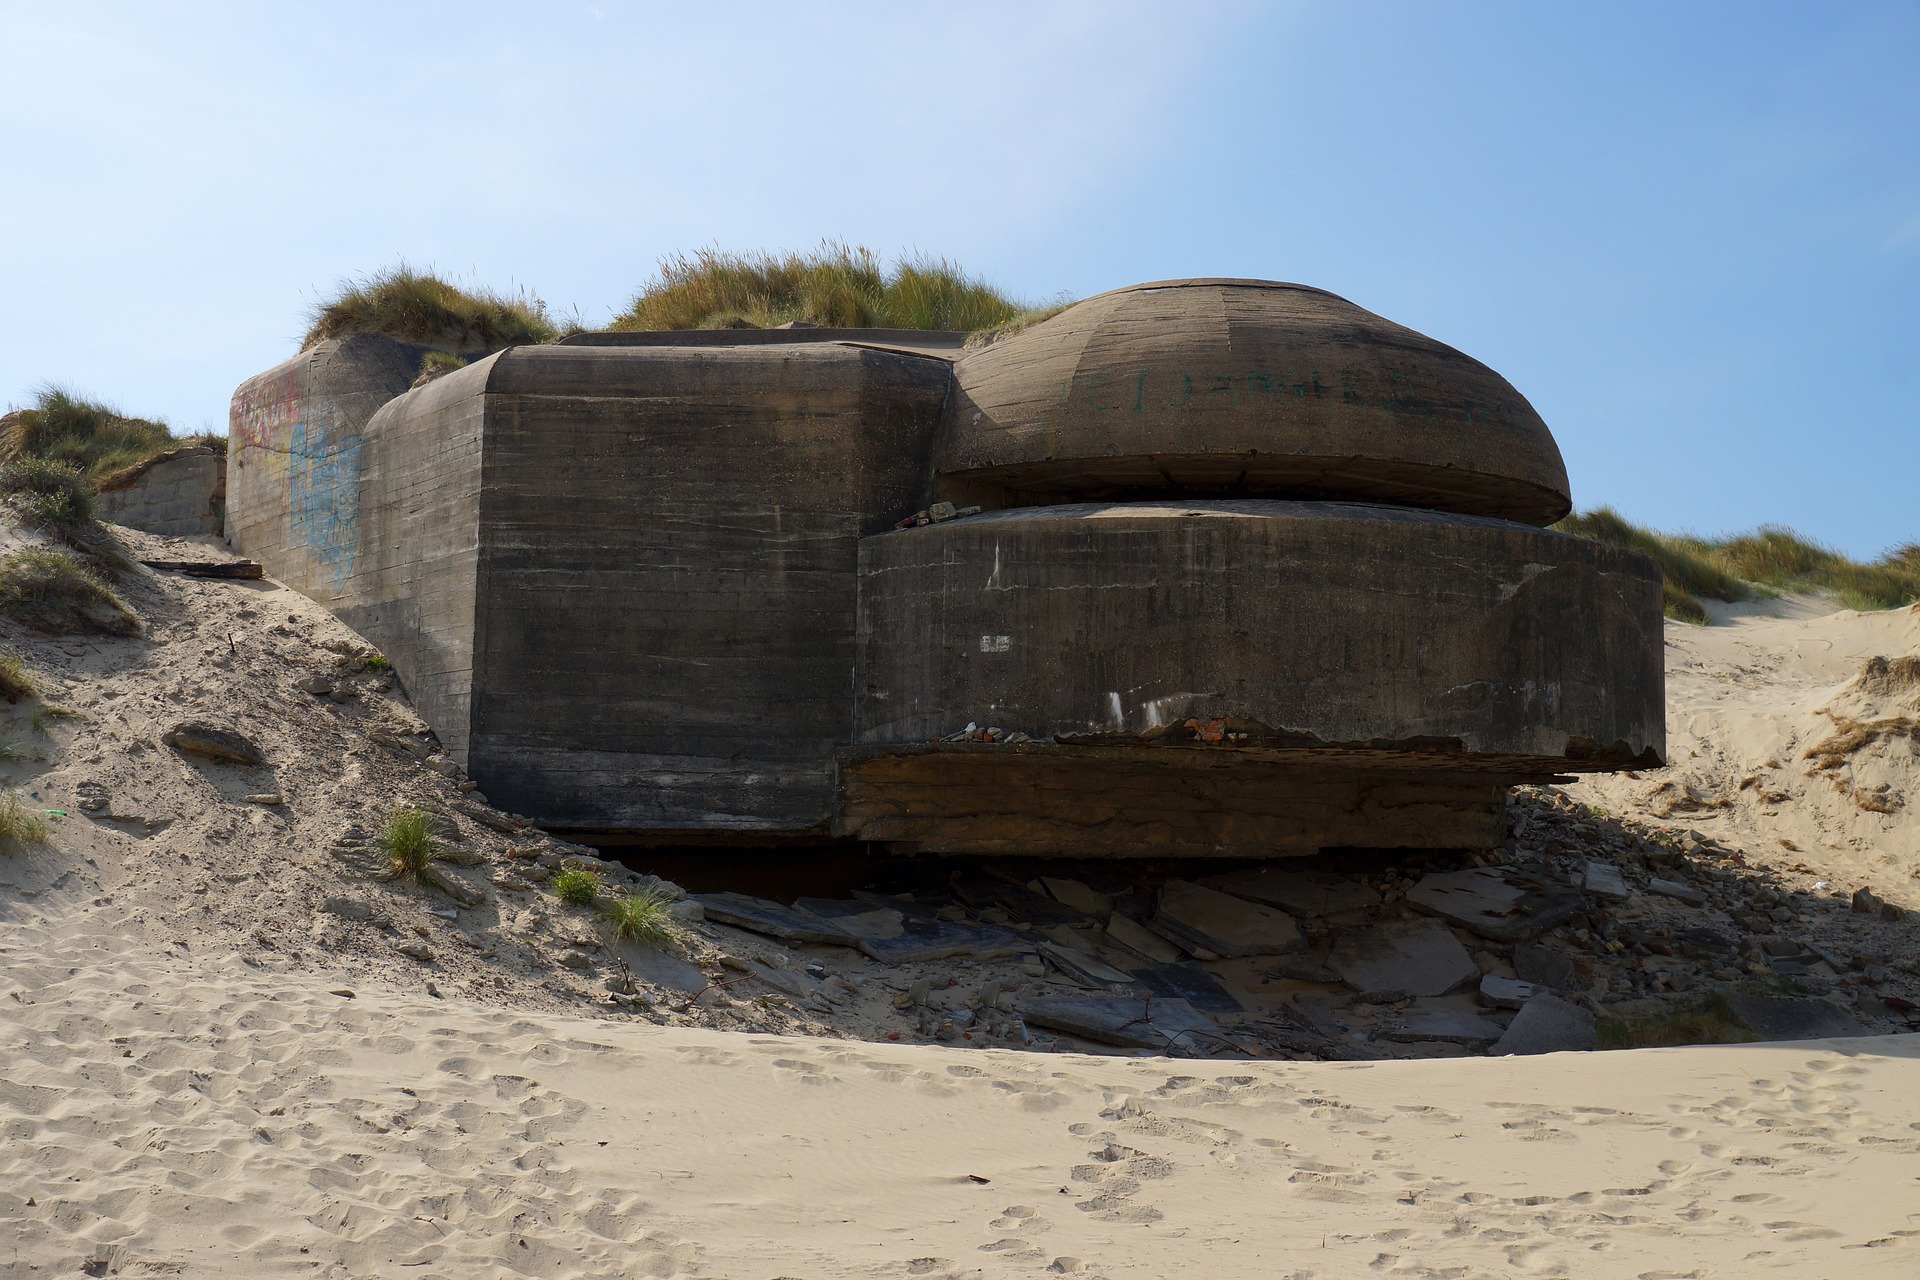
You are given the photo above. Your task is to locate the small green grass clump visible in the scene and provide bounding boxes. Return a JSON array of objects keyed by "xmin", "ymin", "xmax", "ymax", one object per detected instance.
[
  {"xmin": 1594, "ymin": 993, "xmax": 1757, "ymax": 1050},
  {"xmin": 612, "ymin": 243, "xmax": 1038, "ymax": 333},
  {"xmin": 378, "ymin": 805, "xmax": 441, "ymax": 885},
  {"xmin": 552, "ymin": 867, "xmax": 601, "ymax": 907},
  {"xmin": 0, "ymin": 548, "xmax": 138, "ymax": 636},
  {"xmin": 604, "ymin": 887, "xmax": 676, "ymax": 948},
  {"xmin": 0, "ymin": 457, "xmax": 97, "ymax": 535},
  {"xmin": 0, "ymin": 386, "xmax": 175, "ymax": 482},
  {"xmin": 0, "ymin": 646, "xmax": 40, "ymax": 703},
  {"xmin": 415, "ymin": 351, "xmax": 469, "ymax": 383},
  {"xmin": 0, "ymin": 789, "xmax": 50, "ymax": 852},
  {"xmin": 305, "ymin": 264, "xmax": 558, "ymax": 352},
  {"xmin": 357, "ymin": 652, "xmax": 393, "ymax": 672},
  {"xmin": 1555, "ymin": 507, "xmax": 1920, "ymax": 623}
]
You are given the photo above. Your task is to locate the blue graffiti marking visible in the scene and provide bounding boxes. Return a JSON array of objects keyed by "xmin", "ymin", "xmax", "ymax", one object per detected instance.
[{"xmin": 287, "ymin": 419, "xmax": 363, "ymax": 590}]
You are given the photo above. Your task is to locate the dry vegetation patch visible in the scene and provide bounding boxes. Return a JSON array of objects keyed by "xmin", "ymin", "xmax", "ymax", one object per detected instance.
[
  {"xmin": 0, "ymin": 548, "xmax": 137, "ymax": 635},
  {"xmin": 304, "ymin": 263, "xmax": 559, "ymax": 353},
  {"xmin": 1556, "ymin": 507, "xmax": 1920, "ymax": 621},
  {"xmin": 612, "ymin": 243, "xmax": 1050, "ymax": 332}
]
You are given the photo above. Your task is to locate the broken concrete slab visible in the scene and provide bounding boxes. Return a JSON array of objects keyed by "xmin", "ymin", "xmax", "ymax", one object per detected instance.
[
  {"xmin": 164, "ymin": 722, "xmax": 268, "ymax": 767},
  {"xmin": 694, "ymin": 892, "xmax": 857, "ymax": 946},
  {"xmin": 1724, "ymin": 994, "xmax": 1868, "ymax": 1042},
  {"xmin": 850, "ymin": 889, "xmax": 948, "ymax": 921},
  {"xmin": 951, "ymin": 874, "xmax": 1087, "ymax": 925},
  {"xmin": 1513, "ymin": 943, "xmax": 1584, "ymax": 993},
  {"xmin": 1150, "ymin": 879, "xmax": 1302, "ymax": 959},
  {"xmin": 1490, "ymin": 994, "xmax": 1596, "ymax": 1055},
  {"xmin": 793, "ymin": 897, "xmax": 906, "ymax": 940},
  {"xmin": 1016, "ymin": 995, "xmax": 1222, "ymax": 1052},
  {"xmin": 1647, "ymin": 877, "xmax": 1708, "ymax": 907},
  {"xmin": 1201, "ymin": 865, "xmax": 1381, "ymax": 918},
  {"xmin": 1478, "ymin": 973, "xmax": 1546, "ymax": 1009},
  {"xmin": 856, "ymin": 917, "xmax": 1025, "ymax": 965},
  {"xmin": 1037, "ymin": 942, "xmax": 1136, "ymax": 990},
  {"xmin": 621, "ymin": 945, "xmax": 708, "ymax": 994},
  {"xmin": 1381, "ymin": 1002, "xmax": 1505, "ymax": 1046},
  {"xmin": 1328, "ymin": 917, "xmax": 1479, "ymax": 998},
  {"xmin": 1582, "ymin": 859, "xmax": 1630, "ymax": 900},
  {"xmin": 1103, "ymin": 913, "xmax": 1184, "ymax": 965},
  {"xmin": 1129, "ymin": 961, "xmax": 1243, "ymax": 1015},
  {"xmin": 1038, "ymin": 877, "xmax": 1114, "ymax": 918},
  {"xmin": 1405, "ymin": 866, "xmax": 1583, "ymax": 942}
]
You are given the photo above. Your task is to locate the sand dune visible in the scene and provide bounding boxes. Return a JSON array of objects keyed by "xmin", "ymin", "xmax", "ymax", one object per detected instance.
[{"xmin": 1574, "ymin": 597, "xmax": 1920, "ymax": 905}]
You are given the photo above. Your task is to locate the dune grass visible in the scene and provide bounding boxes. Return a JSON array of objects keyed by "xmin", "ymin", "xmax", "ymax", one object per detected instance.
[
  {"xmin": 0, "ymin": 789, "xmax": 50, "ymax": 852},
  {"xmin": 1594, "ymin": 992, "xmax": 1757, "ymax": 1049},
  {"xmin": 611, "ymin": 243, "xmax": 1042, "ymax": 332},
  {"xmin": 0, "ymin": 548, "xmax": 138, "ymax": 635},
  {"xmin": 377, "ymin": 805, "xmax": 441, "ymax": 885},
  {"xmin": 0, "ymin": 647, "xmax": 40, "ymax": 703},
  {"xmin": 304, "ymin": 263, "xmax": 558, "ymax": 351},
  {"xmin": 0, "ymin": 458, "xmax": 97, "ymax": 535},
  {"xmin": 0, "ymin": 387, "xmax": 176, "ymax": 483},
  {"xmin": 552, "ymin": 867, "xmax": 600, "ymax": 907},
  {"xmin": 1555, "ymin": 507, "xmax": 1920, "ymax": 622},
  {"xmin": 604, "ymin": 886, "xmax": 676, "ymax": 947}
]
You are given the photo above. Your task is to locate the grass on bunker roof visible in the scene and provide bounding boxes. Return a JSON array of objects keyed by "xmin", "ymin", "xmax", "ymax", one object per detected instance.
[
  {"xmin": 303, "ymin": 262, "xmax": 561, "ymax": 352},
  {"xmin": 610, "ymin": 242, "xmax": 1057, "ymax": 333},
  {"xmin": 1555, "ymin": 507, "xmax": 1920, "ymax": 623}
]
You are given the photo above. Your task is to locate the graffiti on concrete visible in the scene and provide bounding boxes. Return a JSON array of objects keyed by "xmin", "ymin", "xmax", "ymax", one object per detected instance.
[
  {"xmin": 230, "ymin": 370, "xmax": 362, "ymax": 590},
  {"xmin": 287, "ymin": 419, "xmax": 363, "ymax": 589}
]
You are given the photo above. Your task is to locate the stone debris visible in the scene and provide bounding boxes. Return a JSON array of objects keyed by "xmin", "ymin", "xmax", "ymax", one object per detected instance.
[
  {"xmin": 1148, "ymin": 879, "xmax": 1302, "ymax": 958},
  {"xmin": 855, "ymin": 918, "xmax": 1025, "ymax": 965},
  {"xmin": 1102, "ymin": 913, "xmax": 1184, "ymax": 966},
  {"xmin": 1513, "ymin": 943, "xmax": 1584, "ymax": 993},
  {"xmin": 1015, "ymin": 996, "xmax": 1223, "ymax": 1053},
  {"xmin": 1581, "ymin": 859, "xmax": 1630, "ymax": 900},
  {"xmin": 1647, "ymin": 877, "xmax": 1708, "ymax": 906},
  {"xmin": 1724, "ymin": 993, "xmax": 1868, "ymax": 1042},
  {"xmin": 792, "ymin": 898, "xmax": 906, "ymax": 940},
  {"xmin": 1490, "ymin": 993, "xmax": 1597, "ymax": 1055},
  {"xmin": 1405, "ymin": 866, "xmax": 1583, "ymax": 942},
  {"xmin": 694, "ymin": 892, "xmax": 857, "ymax": 945},
  {"xmin": 1329, "ymin": 918, "xmax": 1480, "ymax": 998},
  {"xmin": 1381, "ymin": 1002, "xmax": 1506, "ymax": 1046},
  {"xmin": 1038, "ymin": 877, "xmax": 1114, "ymax": 917},
  {"xmin": 163, "ymin": 721, "xmax": 268, "ymax": 767},
  {"xmin": 1201, "ymin": 865, "xmax": 1381, "ymax": 918},
  {"xmin": 1036, "ymin": 942, "xmax": 1135, "ymax": 990},
  {"xmin": 1478, "ymin": 974, "xmax": 1546, "ymax": 1009},
  {"xmin": 1129, "ymin": 960, "xmax": 1243, "ymax": 1015}
]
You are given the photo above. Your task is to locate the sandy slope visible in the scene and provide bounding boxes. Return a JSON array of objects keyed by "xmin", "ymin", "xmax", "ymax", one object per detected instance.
[
  {"xmin": 1572, "ymin": 596, "xmax": 1920, "ymax": 905},
  {"xmin": 7, "ymin": 885, "xmax": 1919, "ymax": 1279}
]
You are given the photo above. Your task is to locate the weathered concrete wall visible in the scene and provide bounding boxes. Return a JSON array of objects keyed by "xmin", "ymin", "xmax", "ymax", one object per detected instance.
[
  {"xmin": 463, "ymin": 343, "xmax": 950, "ymax": 833},
  {"xmin": 855, "ymin": 500, "xmax": 1663, "ymax": 767},
  {"xmin": 940, "ymin": 280, "xmax": 1571, "ymax": 525},
  {"xmin": 95, "ymin": 447, "xmax": 224, "ymax": 537},
  {"xmin": 227, "ymin": 334, "xmax": 426, "ymax": 599},
  {"xmin": 330, "ymin": 364, "xmax": 492, "ymax": 763}
]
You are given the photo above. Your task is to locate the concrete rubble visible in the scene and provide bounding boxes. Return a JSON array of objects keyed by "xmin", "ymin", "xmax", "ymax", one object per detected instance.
[{"xmin": 585, "ymin": 782, "xmax": 1920, "ymax": 1060}]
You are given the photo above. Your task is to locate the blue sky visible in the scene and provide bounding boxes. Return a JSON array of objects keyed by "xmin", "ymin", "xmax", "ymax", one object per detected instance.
[{"xmin": 2, "ymin": 2, "xmax": 1915, "ymax": 556}]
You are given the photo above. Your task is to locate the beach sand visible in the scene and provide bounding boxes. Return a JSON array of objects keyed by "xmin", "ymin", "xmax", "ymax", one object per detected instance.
[{"xmin": 6, "ymin": 884, "xmax": 1919, "ymax": 1278}]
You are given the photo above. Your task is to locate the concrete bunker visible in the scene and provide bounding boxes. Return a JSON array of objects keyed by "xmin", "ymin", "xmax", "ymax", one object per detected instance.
[{"xmin": 228, "ymin": 278, "xmax": 1665, "ymax": 855}]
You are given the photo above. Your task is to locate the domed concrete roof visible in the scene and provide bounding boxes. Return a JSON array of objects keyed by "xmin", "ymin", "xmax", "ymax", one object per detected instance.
[{"xmin": 939, "ymin": 279, "xmax": 1571, "ymax": 525}]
